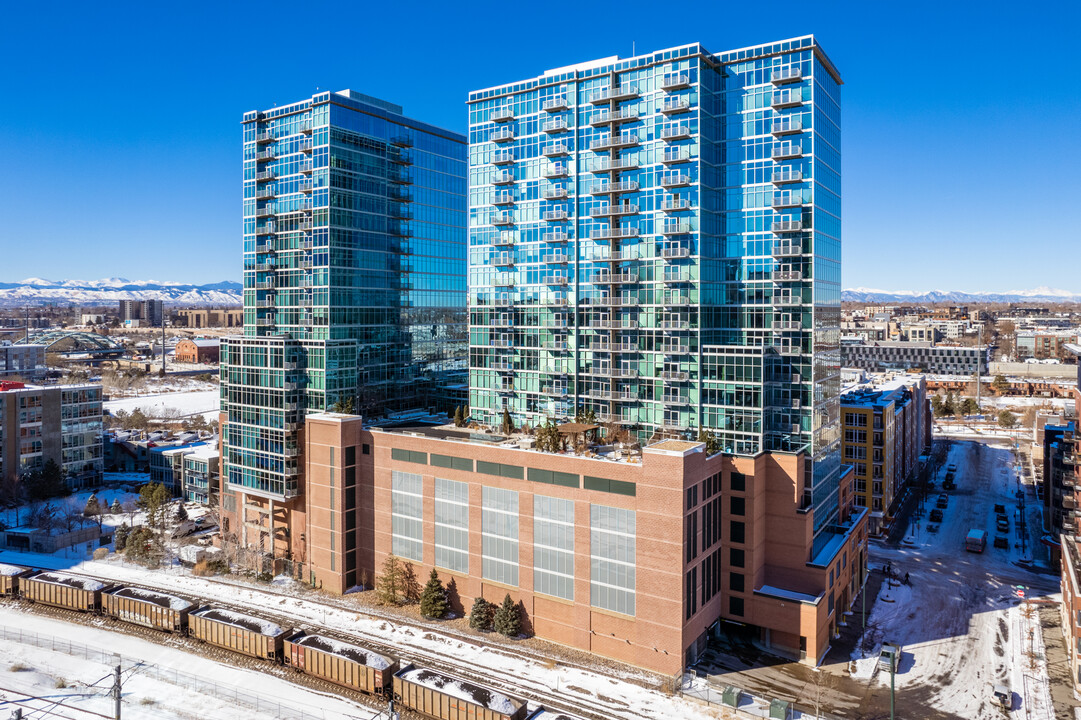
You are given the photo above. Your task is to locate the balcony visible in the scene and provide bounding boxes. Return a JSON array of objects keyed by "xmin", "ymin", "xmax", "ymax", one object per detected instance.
[
  {"xmin": 771, "ymin": 193, "xmax": 804, "ymax": 208},
  {"xmin": 660, "ymin": 370, "xmax": 689, "ymax": 382},
  {"xmin": 491, "ymin": 337, "xmax": 514, "ymax": 348},
  {"xmin": 491, "ymin": 107, "xmax": 515, "ymax": 123},
  {"xmin": 772, "ymin": 242, "xmax": 803, "ymax": 257},
  {"xmin": 592, "ymin": 272, "xmax": 638, "ymax": 284},
  {"xmin": 543, "ymin": 209, "xmax": 568, "ymax": 222},
  {"xmin": 256, "ymin": 131, "xmax": 275, "ymax": 144},
  {"xmin": 493, "ymin": 297, "xmax": 514, "ymax": 307},
  {"xmin": 660, "ymin": 173, "xmax": 691, "ymax": 188},
  {"xmin": 662, "ymin": 343, "xmax": 690, "ymax": 355},
  {"xmin": 774, "ymin": 294, "xmax": 802, "ymax": 306},
  {"xmin": 493, "ymin": 253, "xmax": 514, "ymax": 266},
  {"xmin": 256, "ymin": 206, "xmax": 274, "ymax": 218},
  {"xmin": 612, "ymin": 389, "xmax": 637, "ymax": 401},
  {"xmin": 543, "ymin": 186, "xmax": 568, "ymax": 200},
  {"xmin": 610, "ymin": 296, "xmax": 639, "ymax": 307},
  {"xmin": 772, "ymin": 169, "xmax": 803, "ymax": 185},
  {"xmin": 543, "ymin": 143, "xmax": 571, "ymax": 157},
  {"xmin": 256, "ymin": 224, "xmax": 276, "ymax": 236},
  {"xmin": 391, "ymin": 135, "xmax": 413, "ymax": 148},
  {"xmin": 593, "ymin": 157, "xmax": 640, "ymax": 172},
  {"xmin": 491, "ymin": 317, "xmax": 514, "ymax": 327},
  {"xmin": 662, "ymin": 394, "xmax": 690, "ymax": 405},
  {"xmin": 774, "ymin": 320, "xmax": 802, "ymax": 330},
  {"xmin": 661, "ymin": 72, "xmax": 691, "ymax": 91},
  {"xmin": 541, "ymin": 385, "xmax": 568, "ymax": 397},
  {"xmin": 772, "ymin": 118, "xmax": 803, "ymax": 136},
  {"xmin": 773, "ymin": 343, "xmax": 802, "ymax": 356},
  {"xmin": 591, "ymin": 133, "xmax": 640, "ymax": 151},
  {"xmin": 772, "ymin": 269, "xmax": 802, "ymax": 282},
  {"xmin": 256, "ymin": 281, "xmax": 275, "ymax": 290},
  {"xmin": 493, "ymin": 232, "xmax": 515, "ymax": 247},
  {"xmin": 543, "ymin": 163, "xmax": 569, "ymax": 178},
  {"xmin": 542, "ymin": 253, "xmax": 569, "ymax": 264},
  {"xmin": 256, "ymin": 149, "xmax": 276, "ymax": 162},
  {"xmin": 256, "ymin": 188, "xmax": 276, "ymax": 200},
  {"xmin": 298, "ymin": 260, "xmax": 313, "ymax": 270},
  {"xmin": 542, "ymin": 275, "xmax": 568, "ymax": 286},
  {"xmin": 660, "ymin": 319, "xmax": 690, "ymax": 330},
  {"xmin": 590, "ymin": 226, "xmax": 639, "ymax": 240},
  {"xmin": 771, "ymin": 67, "xmax": 803, "ymax": 85},
  {"xmin": 664, "ymin": 296, "xmax": 691, "ymax": 306},
  {"xmin": 493, "ymin": 274, "xmax": 515, "ymax": 287},
  {"xmin": 492, "ymin": 212, "xmax": 515, "ymax": 226},
  {"xmin": 497, "ymin": 383, "xmax": 516, "ymax": 394},
  {"xmin": 299, "ymin": 180, "xmax": 313, "ymax": 194},
  {"xmin": 299, "ymin": 139, "xmax": 313, "ymax": 153},
  {"xmin": 492, "ymin": 171, "xmax": 515, "ymax": 185},
  {"xmin": 492, "ymin": 151, "xmax": 516, "ymax": 165},
  {"xmin": 591, "ymin": 180, "xmax": 638, "ymax": 195},
  {"xmin": 491, "ymin": 128, "xmax": 516, "ymax": 143},
  {"xmin": 299, "ymin": 160, "xmax": 314, "ymax": 174},
  {"xmin": 254, "ymin": 262, "xmax": 274, "ymax": 272},
  {"xmin": 589, "ymin": 204, "xmax": 638, "ymax": 218},
  {"xmin": 661, "ymin": 97, "xmax": 691, "ymax": 114},
  {"xmin": 662, "ymin": 149, "xmax": 691, "ymax": 165},
  {"xmin": 543, "ymin": 96, "xmax": 568, "ymax": 112},
  {"xmin": 390, "ymin": 150, "xmax": 412, "ymax": 165},
  {"xmin": 256, "ymin": 170, "xmax": 276, "ymax": 182},
  {"xmin": 543, "ymin": 118, "xmax": 569, "ymax": 133},
  {"xmin": 255, "ymin": 242, "xmax": 273, "ymax": 253},
  {"xmin": 298, "ymin": 219, "xmax": 313, "ymax": 231},
  {"xmin": 772, "ymin": 143, "xmax": 803, "ymax": 160},
  {"xmin": 300, "ymin": 238, "xmax": 314, "ymax": 250},
  {"xmin": 589, "ymin": 84, "xmax": 639, "ymax": 104},
  {"xmin": 772, "ymin": 220, "xmax": 804, "ymax": 233},
  {"xmin": 661, "ymin": 221, "xmax": 691, "ymax": 235},
  {"xmin": 299, "ymin": 121, "xmax": 313, "ymax": 134},
  {"xmin": 492, "ymin": 192, "xmax": 515, "ymax": 206},
  {"xmin": 663, "ymin": 271, "xmax": 689, "ymax": 284},
  {"xmin": 545, "ymin": 295, "xmax": 569, "ymax": 305},
  {"xmin": 544, "ymin": 340, "xmax": 568, "ymax": 350},
  {"xmin": 543, "ymin": 231, "xmax": 570, "ymax": 243},
  {"xmin": 662, "ymin": 246, "xmax": 690, "ymax": 259},
  {"xmin": 589, "ymin": 108, "xmax": 639, "ymax": 126},
  {"xmin": 661, "ymin": 198, "xmax": 691, "ymax": 212},
  {"xmin": 661, "ymin": 125, "xmax": 692, "ymax": 141},
  {"xmin": 771, "ymin": 90, "xmax": 803, "ymax": 108}
]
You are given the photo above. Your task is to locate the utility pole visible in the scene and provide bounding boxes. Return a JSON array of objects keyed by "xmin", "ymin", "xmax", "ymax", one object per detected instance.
[
  {"xmin": 890, "ymin": 655, "xmax": 896, "ymax": 720},
  {"xmin": 113, "ymin": 663, "xmax": 122, "ymax": 720}
]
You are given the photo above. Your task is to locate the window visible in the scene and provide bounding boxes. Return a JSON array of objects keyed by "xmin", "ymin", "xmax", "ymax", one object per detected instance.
[
  {"xmin": 685, "ymin": 566, "xmax": 697, "ymax": 619},
  {"xmin": 435, "ymin": 478, "xmax": 469, "ymax": 574},
  {"xmin": 534, "ymin": 495, "xmax": 574, "ymax": 600},
  {"xmin": 362, "ymin": 443, "xmax": 370, "ymax": 455},
  {"xmin": 730, "ymin": 548, "xmax": 745, "ymax": 568},
  {"xmin": 391, "ymin": 448, "xmax": 427, "ymax": 465},
  {"xmin": 590, "ymin": 504, "xmax": 636, "ymax": 616},
  {"xmin": 391, "ymin": 470, "xmax": 423, "ymax": 562},
  {"xmin": 482, "ymin": 487, "xmax": 519, "ymax": 586},
  {"xmin": 730, "ymin": 520, "xmax": 745, "ymax": 544},
  {"xmin": 730, "ymin": 572, "xmax": 744, "ymax": 592},
  {"xmin": 730, "ymin": 496, "xmax": 745, "ymax": 516},
  {"xmin": 729, "ymin": 596, "xmax": 744, "ymax": 617},
  {"xmin": 730, "ymin": 471, "xmax": 746, "ymax": 492},
  {"xmin": 345, "ymin": 446, "xmax": 356, "ymax": 466}
]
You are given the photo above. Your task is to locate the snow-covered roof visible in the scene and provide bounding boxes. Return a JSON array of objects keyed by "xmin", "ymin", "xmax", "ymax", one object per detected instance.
[
  {"xmin": 754, "ymin": 584, "xmax": 821, "ymax": 605},
  {"xmin": 181, "ymin": 339, "xmax": 220, "ymax": 348},
  {"xmin": 0, "ymin": 563, "xmax": 27, "ymax": 576}
]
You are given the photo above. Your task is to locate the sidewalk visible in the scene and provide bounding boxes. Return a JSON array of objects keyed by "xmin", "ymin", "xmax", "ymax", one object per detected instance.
[
  {"xmin": 826, "ymin": 566, "xmax": 888, "ymax": 664},
  {"xmin": 1037, "ymin": 603, "xmax": 1077, "ymax": 719}
]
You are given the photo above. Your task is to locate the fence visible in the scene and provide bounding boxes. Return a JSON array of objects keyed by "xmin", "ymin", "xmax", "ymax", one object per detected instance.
[
  {"xmin": 0, "ymin": 625, "xmax": 388, "ymax": 720},
  {"xmin": 680, "ymin": 672, "xmax": 841, "ymax": 720}
]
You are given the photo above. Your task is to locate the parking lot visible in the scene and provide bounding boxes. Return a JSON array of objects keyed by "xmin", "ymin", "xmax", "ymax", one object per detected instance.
[{"xmin": 693, "ymin": 440, "xmax": 1061, "ymax": 719}]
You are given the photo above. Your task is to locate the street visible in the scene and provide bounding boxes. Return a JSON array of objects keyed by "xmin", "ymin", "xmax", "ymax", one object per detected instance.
[{"xmin": 693, "ymin": 439, "xmax": 1060, "ymax": 719}]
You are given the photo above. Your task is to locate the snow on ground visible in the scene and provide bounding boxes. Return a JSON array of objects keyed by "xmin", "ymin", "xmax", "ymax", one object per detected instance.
[
  {"xmin": 855, "ymin": 440, "xmax": 1056, "ymax": 720},
  {"xmin": 0, "ymin": 604, "xmax": 376, "ymax": 720},
  {"xmin": 105, "ymin": 389, "xmax": 219, "ymax": 421},
  {"xmin": 0, "ymin": 548, "xmax": 715, "ymax": 720},
  {"xmin": 0, "ymin": 487, "xmax": 142, "ymax": 530}
]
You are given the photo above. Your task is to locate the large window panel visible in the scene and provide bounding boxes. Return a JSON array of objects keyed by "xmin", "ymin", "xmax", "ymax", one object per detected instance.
[
  {"xmin": 391, "ymin": 470, "xmax": 423, "ymax": 562},
  {"xmin": 534, "ymin": 495, "xmax": 574, "ymax": 600},
  {"xmin": 434, "ymin": 478, "xmax": 469, "ymax": 573},
  {"xmin": 482, "ymin": 486, "xmax": 519, "ymax": 586},
  {"xmin": 590, "ymin": 504, "xmax": 636, "ymax": 616}
]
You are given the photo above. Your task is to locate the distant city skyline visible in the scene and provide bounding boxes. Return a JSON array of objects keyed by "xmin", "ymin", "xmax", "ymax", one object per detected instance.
[{"xmin": 1, "ymin": 1, "xmax": 1078, "ymax": 290}]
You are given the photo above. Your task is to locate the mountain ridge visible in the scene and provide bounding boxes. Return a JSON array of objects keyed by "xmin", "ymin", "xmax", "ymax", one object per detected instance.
[
  {"xmin": 842, "ymin": 288, "xmax": 1081, "ymax": 304},
  {"xmin": 0, "ymin": 278, "xmax": 242, "ymax": 307}
]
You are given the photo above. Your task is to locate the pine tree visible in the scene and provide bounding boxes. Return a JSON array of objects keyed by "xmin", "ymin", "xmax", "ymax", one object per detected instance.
[
  {"xmin": 501, "ymin": 408, "xmax": 514, "ymax": 435},
  {"xmin": 492, "ymin": 593, "xmax": 521, "ymax": 637},
  {"xmin": 175, "ymin": 503, "xmax": 188, "ymax": 523},
  {"xmin": 84, "ymin": 494, "xmax": 101, "ymax": 518},
  {"xmin": 469, "ymin": 596, "xmax": 492, "ymax": 631},
  {"xmin": 419, "ymin": 569, "xmax": 448, "ymax": 619},
  {"xmin": 453, "ymin": 405, "xmax": 464, "ymax": 427},
  {"xmin": 376, "ymin": 554, "xmax": 403, "ymax": 606},
  {"xmin": 110, "ymin": 498, "xmax": 122, "ymax": 514},
  {"xmin": 114, "ymin": 523, "xmax": 130, "ymax": 551}
]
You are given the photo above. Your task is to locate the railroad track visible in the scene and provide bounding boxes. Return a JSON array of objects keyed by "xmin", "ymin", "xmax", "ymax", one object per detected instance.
[{"xmin": 5, "ymin": 567, "xmax": 649, "ymax": 720}]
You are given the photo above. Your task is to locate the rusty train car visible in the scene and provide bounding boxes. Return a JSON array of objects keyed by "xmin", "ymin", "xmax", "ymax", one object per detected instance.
[
  {"xmin": 102, "ymin": 586, "xmax": 193, "ymax": 633},
  {"xmin": 285, "ymin": 631, "xmax": 398, "ymax": 696}
]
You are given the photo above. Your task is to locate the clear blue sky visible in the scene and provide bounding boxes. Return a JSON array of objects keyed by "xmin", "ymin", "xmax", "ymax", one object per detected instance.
[{"xmin": 1, "ymin": 0, "xmax": 1078, "ymax": 292}]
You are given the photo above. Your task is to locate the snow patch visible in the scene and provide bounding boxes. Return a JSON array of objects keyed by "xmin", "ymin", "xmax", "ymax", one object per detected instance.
[
  {"xmin": 400, "ymin": 667, "xmax": 519, "ymax": 714},
  {"xmin": 195, "ymin": 607, "xmax": 285, "ymax": 637}
]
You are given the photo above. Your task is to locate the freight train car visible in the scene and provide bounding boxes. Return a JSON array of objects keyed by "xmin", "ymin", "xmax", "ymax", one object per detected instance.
[
  {"xmin": 0, "ymin": 563, "xmax": 32, "ymax": 596},
  {"xmin": 103, "ymin": 587, "xmax": 193, "ymax": 633},
  {"xmin": 394, "ymin": 665, "xmax": 527, "ymax": 720},
  {"xmin": 189, "ymin": 607, "xmax": 287, "ymax": 660},
  {"xmin": 526, "ymin": 710, "xmax": 589, "ymax": 720},
  {"xmin": 20, "ymin": 572, "xmax": 106, "ymax": 611},
  {"xmin": 285, "ymin": 631, "xmax": 398, "ymax": 696}
]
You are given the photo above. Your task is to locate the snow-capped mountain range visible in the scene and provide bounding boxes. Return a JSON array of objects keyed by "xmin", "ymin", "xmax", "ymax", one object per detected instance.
[
  {"xmin": 0, "ymin": 278, "xmax": 242, "ymax": 307},
  {"xmin": 842, "ymin": 287, "xmax": 1081, "ymax": 304}
]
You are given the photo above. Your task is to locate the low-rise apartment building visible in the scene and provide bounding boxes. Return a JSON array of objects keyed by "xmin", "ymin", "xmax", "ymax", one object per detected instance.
[
  {"xmin": 217, "ymin": 414, "xmax": 869, "ymax": 674},
  {"xmin": 842, "ymin": 340, "xmax": 986, "ymax": 375},
  {"xmin": 182, "ymin": 445, "xmax": 218, "ymax": 504},
  {"xmin": 177, "ymin": 309, "xmax": 243, "ymax": 328},
  {"xmin": 841, "ymin": 377, "xmax": 931, "ymax": 535},
  {"xmin": 0, "ymin": 381, "xmax": 103, "ymax": 489},
  {"xmin": 0, "ymin": 344, "xmax": 46, "ymax": 381},
  {"xmin": 1017, "ymin": 330, "xmax": 1080, "ymax": 362}
]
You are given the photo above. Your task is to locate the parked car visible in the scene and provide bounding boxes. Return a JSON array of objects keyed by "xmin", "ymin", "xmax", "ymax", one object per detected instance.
[
  {"xmin": 993, "ymin": 684, "xmax": 1011, "ymax": 708},
  {"xmin": 878, "ymin": 643, "xmax": 902, "ymax": 672},
  {"xmin": 993, "ymin": 503, "xmax": 1005, "ymax": 514},
  {"xmin": 994, "ymin": 535, "xmax": 1008, "ymax": 549},
  {"xmin": 936, "ymin": 495, "xmax": 949, "ymax": 509},
  {"xmin": 930, "ymin": 508, "xmax": 944, "ymax": 523}
]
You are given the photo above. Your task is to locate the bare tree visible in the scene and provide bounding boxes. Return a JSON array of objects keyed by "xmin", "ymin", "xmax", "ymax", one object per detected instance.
[{"xmin": 808, "ymin": 667, "xmax": 837, "ymax": 719}]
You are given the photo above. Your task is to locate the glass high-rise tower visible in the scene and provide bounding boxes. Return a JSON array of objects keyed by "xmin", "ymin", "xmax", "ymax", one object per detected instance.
[
  {"xmin": 220, "ymin": 91, "xmax": 466, "ymax": 564},
  {"xmin": 467, "ymin": 37, "xmax": 842, "ymax": 545}
]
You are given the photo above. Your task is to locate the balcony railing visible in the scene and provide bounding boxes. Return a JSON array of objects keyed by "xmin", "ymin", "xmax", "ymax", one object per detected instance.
[
  {"xmin": 543, "ymin": 163, "xmax": 569, "ymax": 178},
  {"xmin": 493, "ymin": 274, "xmax": 515, "ymax": 286},
  {"xmin": 299, "ymin": 139, "xmax": 313, "ymax": 153},
  {"xmin": 772, "ymin": 143, "xmax": 803, "ymax": 160},
  {"xmin": 492, "ymin": 192, "xmax": 515, "ymax": 206},
  {"xmin": 659, "ymin": 319, "xmax": 690, "ymax": 330},
  {"xmin": 494, "ymin": 232, "xmax": 515, "ymax": 247},
  {"xmin": 543, "ymin": 96, "xmax": 568, "ymax": 112},
  {"xmin": 663, "ymin": 271, "xmax": 689, "ymax": 283},
  {"xmin": 491, "ymin": 128, "xmax": 516, "ymax": 143},
  {"xmin": 590, "ymin": 227, "xmax": 639, "ymax": 240},
  {"xmin": 543, "ymin": 231, "xmax": 570, "ymax": 243},
  {"xmin": 772, "ymin": 118, "xmax": 803, "ymax": 136},
  {"xmin": 542, "ymin": 253, "xmax": 569, "ymax": 264},
  {"xmin": 663, "ymin": 296, "xmax": 691, "ymax": 306},
  {"xmin": 493, "ymin": 254, "xmax": 514, "ymax": 266},
  {"xmin": 661, "ymin": 221, "xmax": 691, "ymax": 235},
  {"xmin": 771, "ymin": 67, "xmax": 803, "ymax": 85},
  {"xmin": 543, "ymin": 209, "xmax": 568, "ymax": 221},
  {"xmin": 256, "ymin": 149, "xmax": 275, "ymax": 162},
  {"xmin": 660, "ymin": 370, "xmax": 689, "ymax": 381},
  {"xmin": 589, "ymin": 108, "xmax": 640, "ymax": 126},
  {"xmin": 772, "ymin": 220, "xmax": 804, "ymax": 233},
  {"xmin": 774, "ymin": 320, "xmax": 802, "ymax": 330},
  {"xmin": 256, "ymin": 170, "xmax": 276, "ymax": 182},
  {"xmin": 661, "ymin": 246, "xmax": 690, "ymax": 258},
  {"xmin": 256, "ymin": 188, "xmax": 276, "ymax": 200},
  {"xmin": 589, "ymin": 204, "xmax": 638, "ymax": 218},
  {"xmin": 542, "ymin": 143, "xmax": 571, "ymax": 157},
  {"xmin": 771, "ymin": 90, "xmax": 803, "ymax": 108},
  {"xmin": 772, "ymin": 169, "xmax": 803, "ymax": 184},
  {"xmin": 772, "ymin": 270, "xmax": 804, "ymax": 281},
  {"xmin": 593, "ymin": 157, "xmax": 640, "ymax": 172},
  {"xmin": 591, "ymin": 180, "xmax": 639, "ymax": 194},
  {"xmin": 662, "ymin": 394, "xmax": 690, "ymax": 405},
  {"xmin": 543, "ymin": 186, "xmax": 568, "ymax": 200},
  {"xmin": 298, "ymin": 180, "xmax": 313, "ymax": 193},
  {"xmin": 661, "ymin": 198, "xmax": 691, "ymax": 212},
  {"xmin": 592, "ymin": 272, "xmax": 638, "ymax": 284},
  {"xmin": 544, "ymin": 340, "xmax": 568, "ymax": 350},
  {"xmin": 661, "ymin": 97, "xmax": 691, "ymax": 114},
  {"xmin": 492, "ymin": 151, "xmax": 515, "ymax": 165},
  {"xmin": 492, "ymin": 212, "xmax": 515, "ymax": 226},
  {"xmin": 771, "ymin": 193, "xmax": 804, "ymax": 208},
  {"xmin": 772, "ymin": 242, "xmax": 802, "ymax": 257},
  {"xmin": 660, "ymin": 173, "xmax": 691, "ymax": 188},
  {"xmin": 542, "ymin": 275, "xmax": 568, "ymax": 286},
  {"xmin": 590, "ymin": 133, "xmax": 639, "ymax": 151},
  {"xmin": 589, "ymin": 84, "xmax": 639, "ymax": 104},
  {"xmin": 299, "ymin": 160, "xmax": 313, "ymax": 174},
  {"xmin": 774, "ymin": 295, "xmax": 802, "ymax": 306},
  {"xmin": 543, "ymin": 118, "xmax": 569, "ymax": 133},
  {"xmin": 661, "ymin": 72, "xmax": 691, "ymax": 90},
  {"xmin": 492, "ymin": 171, "xmax": 515, "ymax": 185},
  {"xmin": 491, "ymin": 107, "xmax": 515, "ymax": 123},
  {"xmin": 256, "ymin": 131, "xmax": 275, "ymax": 144},
  {"xmin": 661, "ymin": 125, "xmax": 692, "ymax": 141}
]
